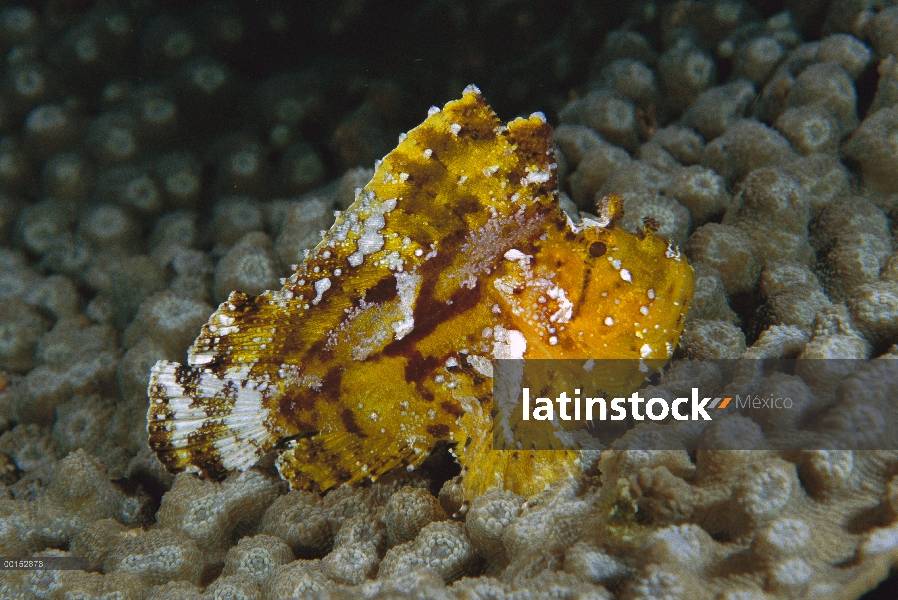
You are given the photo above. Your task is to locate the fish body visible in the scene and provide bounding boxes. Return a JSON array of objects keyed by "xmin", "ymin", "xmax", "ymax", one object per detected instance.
[{"xmin": 147, "ymin": 86, "xmax": 694, "ymax": 499}]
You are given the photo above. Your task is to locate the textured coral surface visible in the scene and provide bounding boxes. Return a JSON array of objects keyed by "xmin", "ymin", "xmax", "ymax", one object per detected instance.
[{"xmin": 2, "ymin": 1, "xmax": 898, "ymax": 598}]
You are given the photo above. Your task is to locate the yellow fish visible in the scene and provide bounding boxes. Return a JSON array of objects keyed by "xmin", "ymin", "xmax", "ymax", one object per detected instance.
[{"xmin": 147, "ymin": 86, "xmax": 694, "ymax": 500}]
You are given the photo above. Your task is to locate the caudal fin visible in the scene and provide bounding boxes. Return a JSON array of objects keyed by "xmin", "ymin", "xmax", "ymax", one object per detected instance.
[{"xmin": 147, "ymin": 360, "xmax": 283, "ymax": 477}]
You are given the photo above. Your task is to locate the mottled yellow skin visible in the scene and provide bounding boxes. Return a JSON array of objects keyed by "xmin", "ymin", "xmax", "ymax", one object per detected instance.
[{"xmin": 147, "ymin": 87, "xmax": 694, "ymax": 501}]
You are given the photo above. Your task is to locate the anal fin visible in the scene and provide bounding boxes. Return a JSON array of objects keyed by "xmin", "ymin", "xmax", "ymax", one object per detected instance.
[{"xmin": 275, "ymin": 430, "xmax": 415, "ymax": 494}]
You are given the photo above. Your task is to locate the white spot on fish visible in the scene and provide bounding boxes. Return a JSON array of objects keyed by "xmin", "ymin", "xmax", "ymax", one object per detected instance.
[
  {"xmin": 523, "ymin": 170, "xmax": 551, "ymax": 185},
  {"xmin": 312, "ymin": 278, "xmax": 331, "ymax": 305},
  {"xmin": 492, "ymin": 326, "xmax": 527, "ymax": 359}
]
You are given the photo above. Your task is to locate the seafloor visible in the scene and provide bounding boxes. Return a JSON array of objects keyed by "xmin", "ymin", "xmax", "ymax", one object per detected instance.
[{"xmin": 2, "ymin": 0, "xmax": 898, "ymax": 598}]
